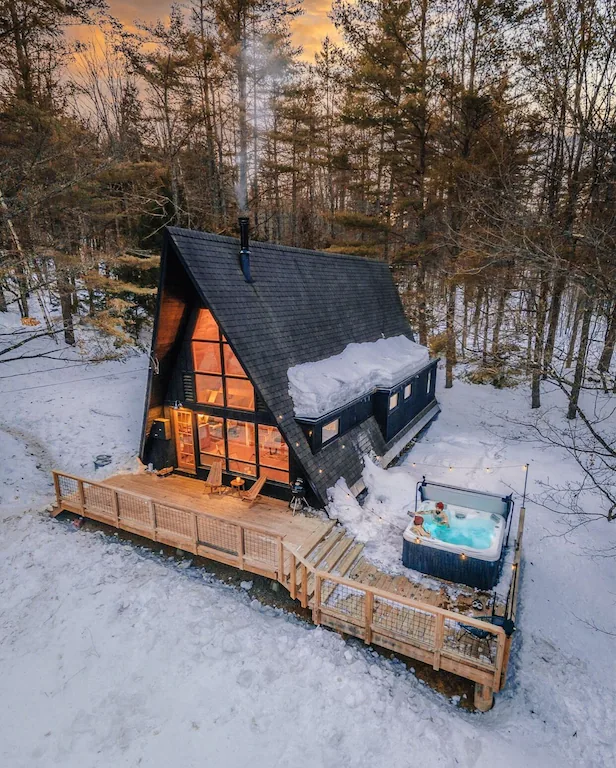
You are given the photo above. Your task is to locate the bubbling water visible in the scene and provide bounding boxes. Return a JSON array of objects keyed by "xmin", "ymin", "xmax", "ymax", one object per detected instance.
[{"xmin": 423, "ymin": 512, "xmax": 497, "ymax": 550}]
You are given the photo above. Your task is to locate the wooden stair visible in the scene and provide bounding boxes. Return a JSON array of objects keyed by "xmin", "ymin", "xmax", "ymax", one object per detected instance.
[{"xmin": 283, "ymin": 522, "xmax": 364, "ymax": 608}]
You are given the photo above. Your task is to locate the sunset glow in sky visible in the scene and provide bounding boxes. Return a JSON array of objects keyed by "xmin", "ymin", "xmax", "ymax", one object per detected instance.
[{"xmin": 101, "ymin": 1, "xmax": 340, "ymax": 60}]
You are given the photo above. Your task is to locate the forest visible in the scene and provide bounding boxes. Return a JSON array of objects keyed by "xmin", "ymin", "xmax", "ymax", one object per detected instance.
[{"xmin": 1, "ymin": 1, "xmax": 615, "ymax": 521}]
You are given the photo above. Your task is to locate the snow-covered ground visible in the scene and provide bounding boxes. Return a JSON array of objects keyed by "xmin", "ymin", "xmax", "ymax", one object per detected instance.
[{"xmin": 1, "ymin": 309, "xmax": 615, "ymax": 767}]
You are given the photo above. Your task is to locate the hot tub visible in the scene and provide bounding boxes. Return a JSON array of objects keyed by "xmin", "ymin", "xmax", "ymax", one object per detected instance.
[{"xmin": 402, "ymin": 480, "xmax": 513, "ymax": 590}]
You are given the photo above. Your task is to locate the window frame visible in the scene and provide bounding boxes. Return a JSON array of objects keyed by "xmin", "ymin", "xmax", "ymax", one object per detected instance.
[
  {"xmin": 404, "ymin": 382, "xmax": 413, "ymax": 400},
  {"xmin": 389, "ymin": 392, "xmax": 399, "ymax": 411},
  {"xmin": 321, "ymin": 418, "xmax": 340, "ymax": 445}
]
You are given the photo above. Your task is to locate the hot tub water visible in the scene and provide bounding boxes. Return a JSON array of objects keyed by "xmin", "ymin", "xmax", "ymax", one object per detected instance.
[{"xmin": 423, "ymin": 512, "xmax": 498, "ymax": 551}]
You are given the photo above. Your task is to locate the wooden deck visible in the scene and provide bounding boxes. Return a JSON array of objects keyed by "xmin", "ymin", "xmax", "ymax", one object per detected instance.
[{"xmin": 52, "ymin": 469, "xmax": 523, "ymax": 710}]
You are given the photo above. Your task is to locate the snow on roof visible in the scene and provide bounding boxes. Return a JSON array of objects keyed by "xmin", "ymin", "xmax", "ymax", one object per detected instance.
[{"xmin": 288, "ymin": 335, "xmax": 430, "ymax": 419}]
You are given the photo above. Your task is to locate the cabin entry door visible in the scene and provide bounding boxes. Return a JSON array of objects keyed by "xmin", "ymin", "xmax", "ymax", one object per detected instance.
[{"xmin": 173, "ymin": 409, "xmax": 196, "ymax": 472}]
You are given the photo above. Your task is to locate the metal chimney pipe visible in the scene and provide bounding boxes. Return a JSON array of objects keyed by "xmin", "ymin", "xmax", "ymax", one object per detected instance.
[{"xmin": 238, "ymin": 216, "xmax": 253, "ymax": 283}]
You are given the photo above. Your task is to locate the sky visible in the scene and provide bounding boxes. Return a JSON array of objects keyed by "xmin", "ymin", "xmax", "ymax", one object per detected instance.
[{"xmin": 100, "ymin": 0, "xmax": 340, "ymax": 60}]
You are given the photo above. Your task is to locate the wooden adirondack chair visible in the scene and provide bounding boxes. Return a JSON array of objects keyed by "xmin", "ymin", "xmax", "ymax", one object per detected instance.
[
  {"xmin": 203, "ymin": 458, "xmax": 224, "ymax": 494},
  {"xmin": 240, "ymin": 475, "xmax": 267, "ymax": 507}
]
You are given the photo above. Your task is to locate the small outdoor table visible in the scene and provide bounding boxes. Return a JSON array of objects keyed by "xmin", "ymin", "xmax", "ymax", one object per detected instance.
[{"xmin": 230, "ymin": 476, "xmax": 245, "ymax": 497}]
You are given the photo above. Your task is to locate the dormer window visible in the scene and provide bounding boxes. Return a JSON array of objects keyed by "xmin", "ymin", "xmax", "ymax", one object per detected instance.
[
  {"xmin": 404, "ymin": 383, "xmax": 412, "ymax": 399},
  {"xmin": 389, "ymin": 393, "xmax": 399, "ymax": 411},
  {"xmin": 322, "ymin": 418, "xmax": 339, "ymax": 444}
]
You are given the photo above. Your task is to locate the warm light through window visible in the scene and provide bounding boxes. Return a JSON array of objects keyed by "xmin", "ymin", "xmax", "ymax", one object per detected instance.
[
  {"xmin": 193, "ymin": 341, "xmax": 222, "ymax": 374},
  {"xmin": 404, "ymin": 383, "xmax": 412, "ymax": 399},
  {"xmin": 197, "ymin": 414, "xmax": 225, "ymax": 465},
  {"xmin": 322, "ymin": 418, "xmax": 339, "ymax": 444},
  {"xmin": 227, "ymin": 420, "xmax": 256, "ymax": 465},
  {"xmin": 193, "ymin": 309, "xmax": 220, "ymax": 341},
  {"xmin": 389, "ymin": 392, "xmax": 399, "ymax": 410},
  {"xmin": 195, "ymin": 374, "xmax": 224, "ymax": 406},
  {"xmin": 223, "ymin": 344, "xmax": 248, "ymax": 378},
  {"xmin": 226, "ymin": 377, "xmax": 255, "ymax": 410}
]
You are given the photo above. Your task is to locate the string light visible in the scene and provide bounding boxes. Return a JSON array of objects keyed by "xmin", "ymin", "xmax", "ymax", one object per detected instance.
[{"xmin": 408, "ymin": 460, "xmax": 528, "ymax": 471}]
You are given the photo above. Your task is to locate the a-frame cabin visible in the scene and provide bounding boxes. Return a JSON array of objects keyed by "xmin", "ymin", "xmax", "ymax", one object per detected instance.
[{"xmin": 140, "ymin": 222, "xmax": 440, "ymax": 507}]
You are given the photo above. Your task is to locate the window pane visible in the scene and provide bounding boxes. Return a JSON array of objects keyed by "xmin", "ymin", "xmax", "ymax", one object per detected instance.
[
  {"xmin": 193, "ymin": 308, "xmax": 220, "ymax": 340},
  {"xmin": 404, "ymin": 383, "xmax": 412, "ymax": 399},
  {"xmin": 261, "ymin": 466, "xmax": 289, "ymax": 484},
  {"xmin": 193, "ymin": 341, "xmax": 222, "ymax": 374},
  {"xmin": 197, "ymin": 414, "xmax": 225, "ymax": 464},
  {"xmin": 226, "ymin": 378, "xmax": 255, "ymax": 410},
  {"xmin": 227, "ymin": 420, "xmax": 256, "ymax": 464},
  {"xmin": 223, "ymin": 344, "xmax": 248, "ymax": 378},
  {"xmin": 258, "ymin": 425, "xmax": 289, "ymax": 471},
  {"xmin": 389, "ymin": 393, "xmax": 399, "ymax": 411},
  {"xmin": 322, "ymin": 418, "xmax": 339, "ymax": 444},
  {"xmin": 195, "ymin": 374, "xmax": 224, "ymax": 406},
  {"xmin": 228, "ymin": 460, "xmax": 256, "ymax": 477}
]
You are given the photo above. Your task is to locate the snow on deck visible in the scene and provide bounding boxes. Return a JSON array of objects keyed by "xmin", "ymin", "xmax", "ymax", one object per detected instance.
[{"xmin": 288, "ymin": 335, "xmax": 430, "ymax": 419}]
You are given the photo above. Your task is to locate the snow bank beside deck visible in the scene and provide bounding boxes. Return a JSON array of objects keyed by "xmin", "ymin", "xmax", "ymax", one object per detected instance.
[{"xmin": 288, "ymin": 335, "xmax": 430, "ymax": 418}]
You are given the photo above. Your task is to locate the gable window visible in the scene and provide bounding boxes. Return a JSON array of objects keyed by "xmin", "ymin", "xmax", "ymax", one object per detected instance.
[
  {"xmin": 404, "ymin": 383, "xmax": 412, "ymax": 399},
  {"xmin": 389, "ymin": 392, "xmax": 399, "ymax": 410},
  {"xmin": 322, "ymin": 418, "xmax": 339, "ymax": 444},
  {"xmin": 192, "ymin": 308, "xmax": 255, "ymax": 411}
]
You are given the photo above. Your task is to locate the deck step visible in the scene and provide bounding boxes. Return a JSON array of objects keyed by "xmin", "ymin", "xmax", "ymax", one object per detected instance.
[
  {"xmin": 293, "ymin": 520, "xmax": 336, "ymax": 562},
  {"xmin": 334, "ymin": 542, "xmax": 364, "ymax": 578},
  {"xmin": 317, "ymin": 536, "xmax": 354, "ymax": 573},
  {"xmin": 309, "ymin": 529, "xmax": 345, "ymax": 568}
]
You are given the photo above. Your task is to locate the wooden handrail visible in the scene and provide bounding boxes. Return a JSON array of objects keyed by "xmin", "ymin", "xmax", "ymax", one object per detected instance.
[
  {"xmin": 281, "ymin": 535, "xmax": 505, "ymax": 639},
  {"xmin": 52, "ymin": 470, "xmax": 282, "ymax": 542}
]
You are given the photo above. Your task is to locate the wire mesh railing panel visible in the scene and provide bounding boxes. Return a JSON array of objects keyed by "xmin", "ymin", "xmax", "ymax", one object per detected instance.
[
  {"xmin": 83, "ymin": 483, "xmax": 115, "ymax": 519},
  {"xmin": 320, "ymin": 579, "xmax": 365, "ymax": 626},
  {"xmin": 243, "ymin": 530, "xmax": 278, "ymax": 568},
  {"xmin": 442, "ymin": 617, "xmax": 498, "ymax": 667},
  {"xmin": 155, "ymin": 504, "xmax": 194, "ymax": 540},
  {"xmin": 57, "ymin": 475, "xmax": 79, "ymax": 503},
  {"xmin": 197, "ymin": 517, "xmax": 238, "ymax": 555},
  {"xmin": 373, "ymin": 596, "xmax": 436, "ymax": 648},
  {"xmin": 117, "ymin": 493, "xmax": 151, "ymax": 528}
]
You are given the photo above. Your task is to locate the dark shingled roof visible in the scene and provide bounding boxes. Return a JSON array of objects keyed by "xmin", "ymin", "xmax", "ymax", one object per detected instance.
[{"xmin": 166, "ymin": 226, "xmax": 417, "ymax": 505}]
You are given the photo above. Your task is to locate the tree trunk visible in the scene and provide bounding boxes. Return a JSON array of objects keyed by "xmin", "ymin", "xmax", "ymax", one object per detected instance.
[
  {"xmin": 567, "ymin": 294, "xmax": 593, "ymax": 419},
  {"xmin": 0, "ymin": 284, "xmax": 7, "ymax": 312},
  {"xmin": 597, "ymin": 301, "xmax": 616, "ymax": 373},
  {"xmin": 542, "ymin": 272, "xmax": 567, "ymax": 378},
  {"xmin": 58, "ymin": 267, "xmax": 76, "ymax": 346},
  {"xmin": 531, "ymin": 273, "xmax": 549, "ymax": 409},
  {"xmin": 491, "ymin": 282, "xmax": 508, "ymax": 361},
  {"xmin": 416, "ymin": 260, "xmax": 428, "ymax": 346},
  {"xmin": 445, "ymin": 281, "xmax": 456, "ymax": 388},
  {"xmin": 565, "ymin": 291, "xmax": 584, "ymax": 367}
]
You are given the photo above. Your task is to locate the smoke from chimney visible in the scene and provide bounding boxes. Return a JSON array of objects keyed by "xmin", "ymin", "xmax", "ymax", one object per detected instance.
[{"xmin": 238, "ymin": 216, "xmax": 253, "ymax": 283}]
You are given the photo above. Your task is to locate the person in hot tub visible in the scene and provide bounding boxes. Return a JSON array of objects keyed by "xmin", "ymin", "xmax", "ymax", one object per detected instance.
[
  {"xmin": 433, "ymin": 501, "xmax": 450, "ymax": 527},
  {"xmin": 411, "ymin": 515, "xmax": 431, "ymax": 538}
]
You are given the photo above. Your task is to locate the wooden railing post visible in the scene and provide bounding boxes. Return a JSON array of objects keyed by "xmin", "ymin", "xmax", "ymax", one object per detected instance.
[
  {"xmin": 149, "ymin": 501, "xmax": 157, "ymax": 539},
  {"xmin": 278, "ymin": 538, "xmax": 284, "ymax": 582},
  {"xmin": 493, "ymin": 631, "xmax": 507, "ymax": 691},
  {"xmin": 77, "ymin": 479, "xmax": 86, "ymax": 515},
  {"xmin": 52, "ymin": 471, "xmax": 61, "ymax": 507},
  {"xmin": 191, "ymin": 513, "xmax": 198, "ymax": 555},
  {"xmin": 289, "ymin": 553, "xmax": 297, "ymax": 601},
  {"xmin": 301, "ymin": 564, "xmax": 308, "ymax": 609},
  {"xmin": 237, "ymin": 526, "xmax": 245, "ymax": 570},
  {"xmin": 364, "ymin": 589, "xmax": 374, "ymax": 645},
  {"xmin": 433, "ymin": 613, "xmax": 445, "ymax": 671},
  {"xmin": 111, "ymin": 490, "xmax": 120, "ymax": 527},
  {"xmin": 314, "ymin": 574, "xmax": 322, "ymax": 625}
]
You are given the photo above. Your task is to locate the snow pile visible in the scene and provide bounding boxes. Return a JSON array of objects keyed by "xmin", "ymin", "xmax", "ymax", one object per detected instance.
[{"xmin": 288, "ymin": 335, "xmax": 430, "ymax": 418}]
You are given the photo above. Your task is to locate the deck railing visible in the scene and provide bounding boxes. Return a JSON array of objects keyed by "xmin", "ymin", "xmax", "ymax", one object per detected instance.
[
  {"xmin": 53, "ymin": 470, "xmax": 284, "ymax": 578},
  {"xmin": 282, "ymin": 541, "xmax": 507, "ymax": 692},
  {"xmin": 53, "ymin": 469, "xmax": 511, "ymax": 700}
]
